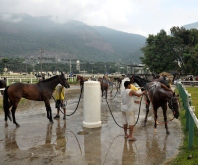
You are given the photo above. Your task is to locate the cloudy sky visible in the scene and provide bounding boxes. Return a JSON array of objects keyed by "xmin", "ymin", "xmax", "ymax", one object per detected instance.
[{"xmin": 0, "ymin": 0, "xmax": 198, "ymax": 37}]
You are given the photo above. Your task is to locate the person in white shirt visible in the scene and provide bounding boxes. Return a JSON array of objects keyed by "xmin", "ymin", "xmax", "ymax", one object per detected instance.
[{"xmin": 121, "ymin": 81, "xmax": 146, "ymax": 141}]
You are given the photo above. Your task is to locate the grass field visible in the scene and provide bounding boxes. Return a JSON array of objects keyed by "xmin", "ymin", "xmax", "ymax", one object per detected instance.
[{"xmin": 167, "ymin": 87, "xmax": 198, "ymax": 165}]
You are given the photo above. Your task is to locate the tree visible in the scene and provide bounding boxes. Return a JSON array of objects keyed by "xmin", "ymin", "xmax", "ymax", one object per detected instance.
[
  {"xmin": 140, "ymin": 30, "xmax": 178, "ymax": 74},
  {"xmin": 1, "ymin": 57, "xmax": 9, "ymax": 68},
  {"xmin": 141, "ymin": 27, "xmax": 198, "ymax": 75}
]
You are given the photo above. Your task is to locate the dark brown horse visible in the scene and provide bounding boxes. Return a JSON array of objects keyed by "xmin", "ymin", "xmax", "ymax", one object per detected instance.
[
  {"xmin": 98, "ymin": 77, "xmax": 109, "ymax": 99},
  {"xmin": 76, "ymin": 75, "xmax": 88, "ymax": 88},
  {"xmin": 0, "ymin": 78, "xmax": 7, "ymax": 95},
  {"xmin": 3, "ymin": 72, "xmax": 70, "ymax": 127},
  {"xmin": 116, "ymin": 77, "xmax": 124, "ymax": 89},
  {"xmin": 130, "ymin": 75, "xmax": 179, "ymax": 134}
]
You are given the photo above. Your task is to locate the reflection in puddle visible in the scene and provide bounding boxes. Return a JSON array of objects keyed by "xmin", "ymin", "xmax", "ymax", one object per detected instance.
[
  {"xmin": 4, "ymin": 128, "xmax": 19, "ymax": 150},
  {"xmin": 52, "ymin": 121, "xmax": 66, "ymax": 156},
  {"xmin": 84, "ymin": 127, "xmax": 101, "ymax": 164},
  {"xmin": 122, "ymin": 139, "xmax": 136, "ymax": 165}
]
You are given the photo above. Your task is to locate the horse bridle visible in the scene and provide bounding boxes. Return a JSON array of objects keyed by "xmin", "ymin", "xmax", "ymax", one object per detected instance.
[
  {"xmin": 167, "ymin": 97, "xmax": 176, "ymax": 115},
  {"xmin": 61, "ymin": 75, "xmax": 70, "ymax": 88}
]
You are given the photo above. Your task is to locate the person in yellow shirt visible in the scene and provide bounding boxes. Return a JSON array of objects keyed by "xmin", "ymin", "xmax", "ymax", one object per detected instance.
[
  {"xmin": 54, "ymin": 84, "xmax": 66, "ymax": 120},
  {"xmin": 130, "ymin": 84, "xmax": 143, "ymax": 104},
  {"xmin": 130, "ymin": 84, "xmax": 139, "ymax": 91}
]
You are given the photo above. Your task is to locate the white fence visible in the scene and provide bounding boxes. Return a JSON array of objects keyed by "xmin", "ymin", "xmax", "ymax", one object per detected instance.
[
  {"xmin": 5, "ymin": 76, "xmax": 76, "ymax": 85},
  {"xmin": 180, "ymin": 80, "xmax": 198, "ymax": 85}
]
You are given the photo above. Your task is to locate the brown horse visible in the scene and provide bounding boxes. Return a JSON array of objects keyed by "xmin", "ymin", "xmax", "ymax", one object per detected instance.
[
  {"xmin": 98, "ymin": 77, "xmax": 109, "ymax": 99},
  {"xmin": 3, "ymin": 72, "xmax": 70, "ymax": 127},
  {"xmin": 0, "ymin": 78, "xmax": 7, "ymax": 95},
  {"xmin": 130, "ymin": 76, "xmax": 179, "ymax": 134},
  {"xmin": 76, "ymin": 75, "xmax": 88, "ymax": 88},
  {"xmin": 116, "ymin": 77, "xmax": 124, "ymax": 89},
  {"xmin": 146, "ymin": 81, "xmax": 179, "ymax": 134}
]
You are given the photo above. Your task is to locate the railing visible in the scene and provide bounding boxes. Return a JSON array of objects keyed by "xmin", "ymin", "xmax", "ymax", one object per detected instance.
[
  {"xmin": 5, "ymin": 76, "xmax": 76, "ymax": 85},
  {"xmin": 180, "ymin": 80, "xmax": 198, "ymax": 86},
  {"xmin": 176, "ymin": 82, "xmax": 198, "ymax": 149}
]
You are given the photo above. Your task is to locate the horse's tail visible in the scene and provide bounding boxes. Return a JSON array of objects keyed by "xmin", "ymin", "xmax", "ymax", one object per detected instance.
[
  {"xmin": 161, "ymin": 84, "xmax": 173, "ymax": 92},
  {"xmin": 3, "ymin": 86, "xmax": 12, "ymax": 121}
]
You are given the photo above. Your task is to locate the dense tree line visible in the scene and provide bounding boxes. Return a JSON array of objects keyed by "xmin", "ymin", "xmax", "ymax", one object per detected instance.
[
  {"xmin": 0, "ymin": 57, "xmax": 124, "ymax": 75},
  {"xmin": 140, "ymin": 27, "xmax": 198, "ymax": 75}
]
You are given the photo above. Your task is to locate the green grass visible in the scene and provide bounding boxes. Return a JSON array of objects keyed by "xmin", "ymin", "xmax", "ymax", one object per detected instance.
[{"xmin": 167, "ymin": 87, "xmax": 198, "ymax": 165}]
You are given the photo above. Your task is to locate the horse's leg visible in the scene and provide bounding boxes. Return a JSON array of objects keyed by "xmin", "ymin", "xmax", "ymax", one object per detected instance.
[
  {"xmin": 45, "ymin": 101, "xmax": 53, "ymax": 123},
  {"xmin": 143, "ymin": 96, "xmax": 150, "ymax": 127},
  {"xmin": 11, "ymin": 103, "xmax": 20, "ymax": 127},
  {"xmin": 46, "ymin": 106, "xmax": 53, "ymax": 123},
  {"xmin": 162, "ymin": 104, "xmax": 170, "ymax": 134},
  {"xmin": 153, "ymin": 106, "xmax": 158, "ymax": 132},
  {"xmin": 144, "ymin": 102, "xmax": 150, "ymax": 127},
  {"xmin": 4, "ymin": 101, "xmax": 12, "ymax": 126}
]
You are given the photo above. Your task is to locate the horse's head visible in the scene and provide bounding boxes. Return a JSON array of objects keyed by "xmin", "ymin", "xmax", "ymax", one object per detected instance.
[
  {"xmin": 59, "ymin": 72, "xmax": 70, "ymax": 88},
  {"xmin": 130, "ymin": 76, "xmax": 135, "ymax": 83},
  {"xmin": 76, "ymin": 75, "xmax": 80, "ymax": 82},
  {"xmin": 130, "ymin": 76, "xmax": 149, "ymax": 88},
  {"xmin": 168, "ymin": 92, "xmax": 179, "ymax": 119}
]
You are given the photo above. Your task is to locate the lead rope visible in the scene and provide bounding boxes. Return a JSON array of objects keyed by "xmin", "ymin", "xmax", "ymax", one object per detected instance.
[
  {"xmin": 52, "ymin": 85, "xmax": 83, "ymax": 116},
  {"xmin": 65, "ymin": 85, "xmax": 83, "ymax": 116},
  {"xmin": 106, "ymin": 95, "xmax": 143, "ymax": 128}
]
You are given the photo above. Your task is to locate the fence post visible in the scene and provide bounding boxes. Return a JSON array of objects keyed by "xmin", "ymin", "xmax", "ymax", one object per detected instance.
[
  {"xmin": 188, "ymin": 98, "xmax": 194, "ymax": 149},
  {"xmin": 177, "ymin": 82, "xmax": 197, "ymax": 149},
  {"xmin": 185, "ymin": 93, "xmax": 190, "ymax": 130}
]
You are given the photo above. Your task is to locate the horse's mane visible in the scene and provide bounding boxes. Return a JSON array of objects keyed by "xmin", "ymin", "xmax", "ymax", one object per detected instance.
[
  {"xmin": 132, "ymin": 75, "xmax": 150, "ymax": 83},
  {"xmin": 39, "ymin": 75, "xmax": 59, "ymax": 83}
]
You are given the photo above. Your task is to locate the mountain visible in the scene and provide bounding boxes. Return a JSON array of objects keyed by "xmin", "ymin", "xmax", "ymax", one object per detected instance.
[
  {"xmin": 0, "ymin": 13, "xmax": 146, "ymax": 63},
  {"xmin": 183, "ymin": 22, "xmax": 198, "ymax": 29}
]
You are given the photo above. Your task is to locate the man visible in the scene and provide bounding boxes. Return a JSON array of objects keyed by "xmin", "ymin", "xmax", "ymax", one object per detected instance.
[
  {"xmin": 121, "ymin": 81, "xmax": 146, "ymax": 141},
  {"xmin": 54, "ymin": 84, "xmax": 66, "ymax": 120}
]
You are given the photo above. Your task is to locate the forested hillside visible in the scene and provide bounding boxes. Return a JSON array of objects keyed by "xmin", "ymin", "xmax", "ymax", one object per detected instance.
[{"xmin": 0, "ymin": 13, "xmax": 146, "ymax": 63}]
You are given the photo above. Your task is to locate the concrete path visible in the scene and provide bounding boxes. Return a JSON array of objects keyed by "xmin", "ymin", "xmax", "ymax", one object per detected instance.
[{"xmin": 0, "ymin": 85, "xmax": 182, "ymax": 165}]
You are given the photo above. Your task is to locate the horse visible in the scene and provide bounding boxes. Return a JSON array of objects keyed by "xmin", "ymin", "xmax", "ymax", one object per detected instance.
[
  {"xmin": 98, "ymin": 77, "xmax": 109, "ymax": 99},
  {"xmin": 76, "ymin": 75, "xmax": 88, "ymax": 89},
  {"xmin": 3, "ymin": 72, "xmax": 70, "ymax": 127},
  {"xmin": 130, "ymin": 75, "xmax": 179, "ymax": 134},
  {"xmin": 116, "ymin": 77, "xmax": 124, "ymax": 89},
  {"xmin": 130, "ymin": 75, "xmax": 170, "ymax": 89},
  {"xmin": 0, "ymin": 79, "xmax": 7, "ymax": 95}
]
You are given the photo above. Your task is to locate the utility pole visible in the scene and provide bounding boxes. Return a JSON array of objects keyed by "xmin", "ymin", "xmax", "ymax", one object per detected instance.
[
  {"xmin": 40, "ymin": 47, "xmax": 44, "ymax": 74},
  {"xmin": 70, "ymin": 58, "xmax": 71, "ymax": 73}
]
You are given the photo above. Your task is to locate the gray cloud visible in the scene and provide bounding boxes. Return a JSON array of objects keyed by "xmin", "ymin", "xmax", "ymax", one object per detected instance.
[
  {"xmin": 0, "ymin": 13, "xmax": 22, "ymax": 23},
  {"xmin": 0, "ymin": 0, "xmax": 198, "ymax": 37}
]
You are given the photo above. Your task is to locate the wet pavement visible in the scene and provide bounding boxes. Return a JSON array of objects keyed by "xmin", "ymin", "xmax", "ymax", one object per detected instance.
[{"xmin": 0, "ymin": 85, "xmax": 183, "ymax": 165}]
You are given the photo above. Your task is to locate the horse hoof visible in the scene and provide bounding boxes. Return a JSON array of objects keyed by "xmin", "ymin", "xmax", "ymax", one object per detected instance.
[
  {"xmin": 166, "ymin": 131, "xmax": 170, "ymax": 134},
  {"xmin": 49, "ymin": 119, "xmax": 54, "ymax": 123},
  {"xmin": 5, "ymin": 123, "xmax": 8, "ymax": 127},
  {"xmin": 154, "ymin": 129, "xmax": 157, "ymax": 132},
  {"xmin": 16, "ymin": 124, "xmax": 20, "ymax": 127}
]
